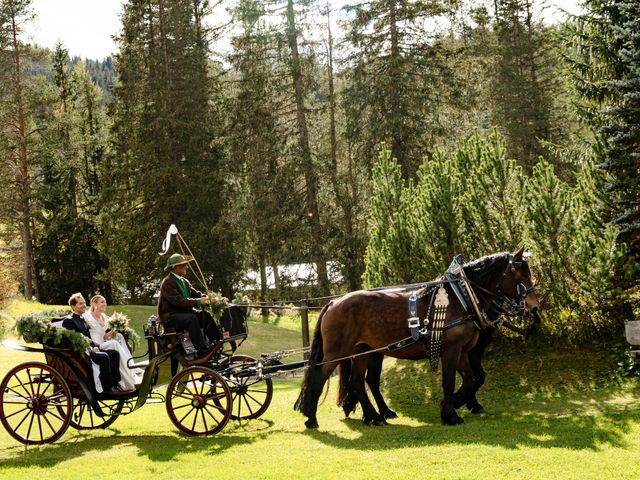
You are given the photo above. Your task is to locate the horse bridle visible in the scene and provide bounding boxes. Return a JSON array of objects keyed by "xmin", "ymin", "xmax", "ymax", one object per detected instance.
[
  {"xmin": 469, "ymin": 255, "xmax": 537, "ymax": 320},
  {"xmin": 494, "ymin": 256, "xmax": 537, "ymax": 317}
]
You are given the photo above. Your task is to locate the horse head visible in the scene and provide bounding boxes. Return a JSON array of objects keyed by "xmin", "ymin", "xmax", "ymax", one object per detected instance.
[{"xmin": 494, "ymin": 246, "xmax": 540, "ymax": 318}]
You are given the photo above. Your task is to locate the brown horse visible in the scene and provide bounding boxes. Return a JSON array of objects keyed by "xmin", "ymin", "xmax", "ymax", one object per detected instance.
[{"xmin": 294, "ymin": 248, "xmax": 539, "ymax": 428}]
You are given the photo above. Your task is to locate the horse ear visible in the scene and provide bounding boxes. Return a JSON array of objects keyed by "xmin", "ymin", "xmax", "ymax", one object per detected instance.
[{"xmin": 513, "ymin": 245, "xmax": 525, "ymax": 261}]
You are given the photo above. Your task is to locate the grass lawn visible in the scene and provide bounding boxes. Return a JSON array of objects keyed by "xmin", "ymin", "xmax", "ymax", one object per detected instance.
[{"xmin": 1, "ymin": 302, "xmax": 639, "ymax": 479}]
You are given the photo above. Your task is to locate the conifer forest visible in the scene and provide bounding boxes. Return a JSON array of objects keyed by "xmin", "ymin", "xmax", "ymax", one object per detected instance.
[{"xmin": 0, "ymin": 0, "xmax": 638, "ymax": 342}]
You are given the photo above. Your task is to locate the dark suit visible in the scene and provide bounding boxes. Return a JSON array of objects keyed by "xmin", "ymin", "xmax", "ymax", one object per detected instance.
[
  {"xmin": 62, "ymin": 313, "xmax": 121, "ymax": 392},
  {"xmin": 157, "ymin": 273, "xmax": 215, "ymax": 350}
]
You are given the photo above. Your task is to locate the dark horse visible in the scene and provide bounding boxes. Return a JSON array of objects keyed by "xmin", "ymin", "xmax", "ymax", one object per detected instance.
[{"xmin": 294, "ymin": 248, "xmax": 539, "ymax": 428}]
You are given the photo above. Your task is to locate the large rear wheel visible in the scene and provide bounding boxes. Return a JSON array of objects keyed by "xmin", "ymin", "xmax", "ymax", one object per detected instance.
[
  {"xmin": 0, "ymin": 362, "xmax": 72, "ymax": 445},
  {"xmin": 223, "ymin": 355, "xmax": 273, "ymax": 420},
  {"xmin": 166, "ymin": 366, "xmax": 231, "ymax": 435}
]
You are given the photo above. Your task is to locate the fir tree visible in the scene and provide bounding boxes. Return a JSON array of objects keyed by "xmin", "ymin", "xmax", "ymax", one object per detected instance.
[
  {"xmin": 561, "ymin": 0, "xmax": 640, "ymax": 279},
  {"xmin": 108, "ymin": 0, "xmax": 230, "ymax": 298}
]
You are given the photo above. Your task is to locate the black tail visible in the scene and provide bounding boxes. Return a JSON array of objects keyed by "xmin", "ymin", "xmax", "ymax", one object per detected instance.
[{"xmin": 294, "ymin": 302, "xmax": 331, "ymax": 414}]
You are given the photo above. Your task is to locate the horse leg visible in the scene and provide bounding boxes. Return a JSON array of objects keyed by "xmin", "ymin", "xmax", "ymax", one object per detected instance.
[
  {"xmin": 365, "ymin": 353, "xmax": 397, "ymax": 419},
  {"xmin": 440, "ymin": 349, "xmax": 464, "ymax": 426},
  {"xmin": 296, "ymin": 362, "xmax": 337, "ymax": 429},
  {"xmin": 352, "ymin": 355, "xmax": 387, "ymax": 426},
  {"xmin": 453, "ymin": 353, "xmax": 475, "ymax": 410},
  {"xmin": 466, "ymin": 330, "xmax": 491, "ymax": 414}
]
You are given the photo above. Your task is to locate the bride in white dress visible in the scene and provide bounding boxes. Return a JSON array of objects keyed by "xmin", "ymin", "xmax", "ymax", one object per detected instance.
[{"xmin": 83, "ymin": 295, "xmax": 142, "ymax": 389}]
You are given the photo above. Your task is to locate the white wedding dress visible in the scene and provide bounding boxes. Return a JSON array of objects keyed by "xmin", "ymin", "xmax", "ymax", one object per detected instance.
[{"xmin": 83, "ymin": 311, "xmax": 142, "ymax": 389}]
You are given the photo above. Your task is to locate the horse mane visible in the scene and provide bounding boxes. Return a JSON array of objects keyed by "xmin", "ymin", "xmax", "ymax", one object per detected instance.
[{"xmin": 462, "ymin": 252, "xmax": 511, "ymax": 289}]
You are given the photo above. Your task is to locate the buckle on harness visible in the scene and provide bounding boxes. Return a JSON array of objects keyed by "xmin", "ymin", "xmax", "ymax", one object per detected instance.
[{"xmin": 408, "ymin": 316, "xmax": 420, "ymax": 329}]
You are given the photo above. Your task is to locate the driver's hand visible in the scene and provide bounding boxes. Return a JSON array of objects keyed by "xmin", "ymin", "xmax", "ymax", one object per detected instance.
[{"xmin": 200, "ymin": 296, "xmax": 210, "ymax": 305}]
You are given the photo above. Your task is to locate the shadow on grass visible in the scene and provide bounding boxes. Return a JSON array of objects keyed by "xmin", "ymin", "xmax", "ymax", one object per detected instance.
[
  {"xmin": 0, "ymin": 419, "xmax": 276, "ymax": 467},
  {"xmin": 304, "ymin": 405, "xmax": 640, "ymax": 452},
  {"xmin": 302, "ymin": 340, "xmax": 640, "ymax": 452}
]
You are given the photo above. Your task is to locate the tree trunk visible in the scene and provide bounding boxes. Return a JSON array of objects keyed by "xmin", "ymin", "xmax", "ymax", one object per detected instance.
[
  {"xmin": 272, "ymin": 263, "xmax": 281, "ymax": 302},
  {"xmin": 389, "ymin": 0, "xmax": 404, "ymax": 176},
  {"xmin": 285, "ymin": 0, "xmax": 330, "ymax": 295},
  {"xmin": 259, "ymin": 254, "xmax": 269, "ymax": 319},
  {"xmin": 326, "ymin": 3, "xmax": 361, "ymax": 291},
  {"xmin": 11, "ymin": 13, "xmax": 36, "ymax": 300}
]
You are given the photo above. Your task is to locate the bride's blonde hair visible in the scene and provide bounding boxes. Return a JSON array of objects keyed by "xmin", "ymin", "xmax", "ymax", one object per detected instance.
[{"xmin": 90, "ymin": 294, "xmax": 106, "ymax": 312}]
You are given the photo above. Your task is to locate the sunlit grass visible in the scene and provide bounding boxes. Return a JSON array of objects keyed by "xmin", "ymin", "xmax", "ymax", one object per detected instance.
[{"xmin": 1, "ymin": 300, "xmax": 640, "ymax": 479}]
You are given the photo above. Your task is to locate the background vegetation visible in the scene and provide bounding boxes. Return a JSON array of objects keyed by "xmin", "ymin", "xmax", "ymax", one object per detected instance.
[{"xmin": 0, "ymin": 0, "xmax": 638, "ymax": 344}]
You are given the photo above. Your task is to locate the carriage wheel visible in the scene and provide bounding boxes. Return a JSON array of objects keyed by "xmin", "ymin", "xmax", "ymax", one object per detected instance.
[
  {"xmin": 223, "ymin": 355, "xmax": 273, "ymax": 420},
  {"xmin": 0, "ymin": 362, "xmax": 72, "ymax": 445},
  {"xmin": 63, "ymin": 398, "xmax": 125, "ymax": 430},
  {"xmin": 166, "ymin": 366, "xmax": 232, "ymax": 436}
]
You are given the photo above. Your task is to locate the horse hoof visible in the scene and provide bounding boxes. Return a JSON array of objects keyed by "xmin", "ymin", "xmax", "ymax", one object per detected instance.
[
  {"xmin": 382, "ymin": 410, "xmax": 398, "ymax": 419},
  {"xmin": 443, "ymin": 416, "xmax": 464, "ymax": 426},
  {"xmin": 470, "ymin": 405, "xmax": 486, "ymax": 414},
  {"xmin": 364, "ymin": 417, "xmax": 387, "ymax": 426},
  {"xmin": 305, "ymin": 419, "xmax": 319, "ymax": 429}
]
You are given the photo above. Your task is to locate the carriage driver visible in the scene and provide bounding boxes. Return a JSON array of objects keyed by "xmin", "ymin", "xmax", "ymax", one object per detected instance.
[{"xmin": 157, "ymin": 253, "xmax": 218, "ymax": 359}]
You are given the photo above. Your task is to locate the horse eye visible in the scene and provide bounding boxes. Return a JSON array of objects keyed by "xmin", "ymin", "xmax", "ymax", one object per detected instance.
[{"xmin": 517, "ymin": 283, "xmax": 527, "ymax": 296}]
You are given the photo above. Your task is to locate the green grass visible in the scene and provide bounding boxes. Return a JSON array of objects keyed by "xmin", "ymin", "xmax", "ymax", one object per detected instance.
[{"xmin": 1, "ymin": 301, "xmax": 640, "ymax": 479}]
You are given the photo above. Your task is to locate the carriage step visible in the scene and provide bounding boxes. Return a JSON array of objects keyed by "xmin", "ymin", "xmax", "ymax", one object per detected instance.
[{"xmin": 630, "ymin": 350, "xmax": 640, "ymax": 359}]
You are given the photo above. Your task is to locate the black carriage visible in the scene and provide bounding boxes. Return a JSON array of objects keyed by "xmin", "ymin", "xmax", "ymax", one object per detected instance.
[{"xmin": 0, "ymin": 307, "xmax": 275, "ymax": 445}]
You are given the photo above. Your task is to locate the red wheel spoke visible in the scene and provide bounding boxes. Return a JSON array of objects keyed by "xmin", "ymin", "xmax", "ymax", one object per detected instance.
[
  {"xmin": 26, "ymin": 409, "xmax": 35, "ymax": 440},
  {"xmin": 40, "ymin": 408, "xmax": 58, "ymax": 435},
  {"xmin": 4, "ymin": 406, "xmax": 30, "ymax": 419},
  {"xmin": 177, "ymin": 406, "xmax": 197, "ymax": 426},
  {"xmin": 3, "ymin": 399, "xmax": 31, "ymax": 406},
  {"xmin": 172, "ymin": 392, "xmax": 196, "ymax": 402},
  {"xmin": 242, "ymin": 394, "xmax": 256, "ymax": 415},
  {"xmin": 198, "ymin": 408, "xmax": 208, "ymax": 432},
  {"xmin": 45, "ymin": 408, "xmax": 68, "ymax": 424},
  {"xmin": 4, "ymin": 385, "xmax": 30, "ymax": 401},
  {"xmin": 203, "ymin": 404, "xmax": 223, "ymax": 425}
]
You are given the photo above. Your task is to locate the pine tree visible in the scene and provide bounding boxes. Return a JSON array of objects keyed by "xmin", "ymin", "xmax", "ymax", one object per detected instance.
[
  {"xmin": 342, "ymin": 0, "xmax": 453, "ymax": 179},
  {"xmin": 490, "ymin": 0, "xmax": 557, "ymax": 170},
  {"xmin": 32, "ymin": 49, "xmax": 112, "ymax": 304},
  {"xmin": 455, "ymin": 130, "xmax": 526, "ymax": 256},
  {"xmin": 226, "ymin": 0, "xmax": 304, "ymax": 300},
  {"xmin": 362, "ymin": 147, "xmax": 411, "ymax": 287},
  {"xmin": 107, "ymin": 0, "xmax": 230, "ymax": 298},
  {"xmin": 561, "ymin": 0, "xmax": 640, "ymax": 282}
]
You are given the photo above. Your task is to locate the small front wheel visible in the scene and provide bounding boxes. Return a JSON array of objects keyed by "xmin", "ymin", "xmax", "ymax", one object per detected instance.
[
  {"xmin": 223, "ymin": 355, "xmax": 273, "ymax": 420},
  {"xmin": 0, "ymin": 362, "xmax": 72, "ymax": 445},
  {"xmin": 65, "ymin": 398, "xmax": 125, "ymax": 430},
  {"xmin": 166, "ymin": 366, "xmax": 231, "ymax": 435}
]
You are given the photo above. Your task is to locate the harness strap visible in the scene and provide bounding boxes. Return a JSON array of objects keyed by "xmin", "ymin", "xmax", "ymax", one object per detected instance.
[
  {"xmin": 310, "ymin": 317, "xmax": 469, "ymax": 368},
  {"xmin": 388, "ymin": 317, "xmax": 468, "ymax": 354}
]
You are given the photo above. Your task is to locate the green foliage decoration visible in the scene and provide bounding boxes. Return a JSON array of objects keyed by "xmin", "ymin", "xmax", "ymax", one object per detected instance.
[{"xmin": 14, "ymin": 309, "xmax": 91, "ymax": 353}]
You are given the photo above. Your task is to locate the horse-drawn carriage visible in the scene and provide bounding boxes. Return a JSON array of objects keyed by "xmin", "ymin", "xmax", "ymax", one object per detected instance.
[
  {"xmin": 1, "ymin": 248, "xmax": 541, "ymax": 444},
  {"xmin": 0, "ymin": 307, "xmax": 293, "ymax": 445}
]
